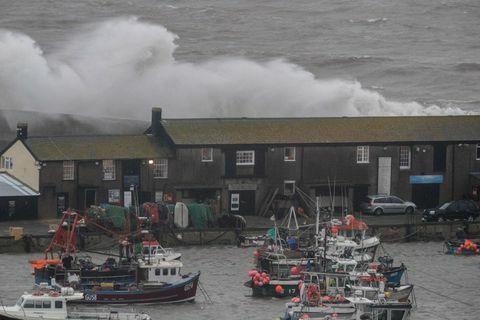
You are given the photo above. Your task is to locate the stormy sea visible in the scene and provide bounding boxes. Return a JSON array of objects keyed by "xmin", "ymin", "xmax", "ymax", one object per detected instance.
[{"xmin": 0, "ymin": 0, "xmax": 479, "ymax": 125}]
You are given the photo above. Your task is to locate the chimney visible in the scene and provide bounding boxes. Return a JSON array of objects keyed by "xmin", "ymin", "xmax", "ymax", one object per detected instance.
[
  {"xmin": 151, "ymin": 107, "xmax": 162, "ymax": 136},
  {"xmin": 16, "ymin": 122, "xmax": 28, "ymax": 139}
]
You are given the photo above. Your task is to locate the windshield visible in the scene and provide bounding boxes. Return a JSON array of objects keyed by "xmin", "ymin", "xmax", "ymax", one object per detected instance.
[
  {"xmin": 16, "ymin": 297, "xmax": 24, "ymax": 307},
  {"xmin": 439, "ymin": 202, "xmax": 452, "ymax": 210}
]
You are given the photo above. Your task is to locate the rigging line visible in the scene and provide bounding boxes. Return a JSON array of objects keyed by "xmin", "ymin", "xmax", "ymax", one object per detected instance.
[
  {"xmin": 415, "ymin": 284, "xmax": 474, "ymax": 307},
  {"xmin": 408, "ymin": 265, "xmax": 463, "ymax": 289}
]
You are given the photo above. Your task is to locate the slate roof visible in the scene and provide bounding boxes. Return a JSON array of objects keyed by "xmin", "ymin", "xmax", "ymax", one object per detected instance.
[
  {"xmin": 24, "ymin": 135, "xmax": 172, "ymax": 161},
  {"xmin": 160, "ymin": 115, "xmax": 480, "ymax": 146},
  {"xmin": 0, "ymin": 173, "xmax": 39, "ymax": 197}
]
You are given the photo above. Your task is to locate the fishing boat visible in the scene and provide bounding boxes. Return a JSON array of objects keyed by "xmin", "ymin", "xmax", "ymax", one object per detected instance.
[
  {"xmin": 73, "ymin": 258, "xmax": 200, "ymax": 304},
  {"xmin": 443, "ymin": 239, "xmax": 480, "ymax": 255},
  {"xmin": 0, "ymin": 288, "xmax": 150, "ymax": 320}
]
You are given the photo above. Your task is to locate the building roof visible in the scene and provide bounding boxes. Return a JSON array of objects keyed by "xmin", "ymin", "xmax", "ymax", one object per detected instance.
[
  {"xmin": 24, "ymin": 135, "xmax": 172, "ymax": 161},
  {"xmin": 160, "ymin": 115, "xmax": 480, "ymax": 146},
  {"xmin": 0, "ymin": 173, "xmax": 39, "ymax": 197}
]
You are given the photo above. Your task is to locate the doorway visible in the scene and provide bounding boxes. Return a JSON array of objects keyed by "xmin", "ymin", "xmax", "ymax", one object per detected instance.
[
  {"xmin": 377, "ymin": 157, "xmax": 392, "ymax": 195},
  {"xmin": 229, "ymin": 190, "xmax": 256, "ymax": 215},
  {"xmin": 412, "ymin": 184, "xmax": 440, "ymax": 209},
  {"xmin": 85, "ymin": 189, "xmax": 96, "ymax": 208}
]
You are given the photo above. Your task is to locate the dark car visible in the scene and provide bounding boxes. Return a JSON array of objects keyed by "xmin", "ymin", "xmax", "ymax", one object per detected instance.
[
  {"xmin": 422, "ymin": 200, "xmax": 480, "ymax": 222},
  {"xmin": 360, "ymin": 195, "xmax": 416, "ymax": 215}
]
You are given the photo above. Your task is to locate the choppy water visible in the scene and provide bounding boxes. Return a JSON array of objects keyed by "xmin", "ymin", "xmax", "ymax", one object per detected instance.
[
  {"xmin": 1, "ymin": 242, "xmax": 479, "ymax": 319},
  {"xmin": 0, "ymin": 0, "xmax": 479, "ymax": 120}
]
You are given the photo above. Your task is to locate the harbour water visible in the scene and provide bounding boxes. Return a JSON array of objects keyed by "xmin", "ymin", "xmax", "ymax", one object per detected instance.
[{"xmin": 0, "ymin": 242, "xmax": 479, "ymax": 319}]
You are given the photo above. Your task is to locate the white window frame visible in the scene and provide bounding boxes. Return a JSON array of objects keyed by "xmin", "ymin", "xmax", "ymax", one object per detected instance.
[
  {"xmin": 356, "ymin": 146, "xmax": 369, "ymax": 164},
  {"xmin": 0, "ymin": 156, "xmax": 13, "ymax": 169},
  {"xmin": 284, "ymin": 180, "xmax": 296, "ymax": 196},
  {"xmin": 63, "ymin": 161, "xmax": 75, "ymax": 180},
  {"xmin": 153, "ymin": 159, "xmax": 168, "ymax": 179},
  {"xmin": 477, "ymin": 143, "xmax": 480, "ymax": 160},
  {"xmin": 399, "ymin": 146, "xmax": 411, "ymax": 169},
  {"xmin": 236, "ymin": 150, "xmax": 255, "ymax": 166},
  {"xmin": 284, "ymin": 147, "xmax": 296, "ymax": 162},
  {"xmin": 102, "ymin": 160, "xmax": 116, "ymax": 180},
  {"xmin": 201, "ymin": 148, "xmax": 213, "ymax": 162}
]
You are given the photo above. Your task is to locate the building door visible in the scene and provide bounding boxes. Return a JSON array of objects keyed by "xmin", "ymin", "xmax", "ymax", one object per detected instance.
[
  {"xmin": 56, "ymin": 193, "xmax": 69, "ymax": 216},
  {"xmin": 229, "ymin": 190, "xmax": 255, "ymax": 215},
  {"xmin": 412, "ymin": 184, "xmax": 439, "ymax": 209},
  {"xmin": 377, "ymin": 157, "xmax": 392, "ymax": 195},
  {"xmin": 85, "ymin": 189, "xmax": 96, "ymax": 208},
  {"xmin": 353, "ymin": 184, "xmax": 369, "ymax": 212}
]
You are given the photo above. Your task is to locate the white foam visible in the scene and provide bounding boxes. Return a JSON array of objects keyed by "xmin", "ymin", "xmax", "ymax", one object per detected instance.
[{"xmin": 0, "ymin": 17, "xmax": 473, "ymax": 119}]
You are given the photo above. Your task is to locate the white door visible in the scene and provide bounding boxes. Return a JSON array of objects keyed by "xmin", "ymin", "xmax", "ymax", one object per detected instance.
[{"xmin": 377, "ymin": 157, "xmax": 391, "ymax": 195}]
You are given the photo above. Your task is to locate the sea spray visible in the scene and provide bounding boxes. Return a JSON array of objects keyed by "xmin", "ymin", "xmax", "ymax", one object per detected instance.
[{"xmin": 0, "ymin": 17, "xmax": 472, "ymax": 119}]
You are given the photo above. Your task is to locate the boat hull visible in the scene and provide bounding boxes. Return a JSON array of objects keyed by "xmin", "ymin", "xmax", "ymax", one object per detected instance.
[
  {"xmin": 382, "ymin": 265, "xmax": 406, "ymax": 286},
  {"xmin": 73, "ymin": 272, "xmax": 200, "ymax": 304}
]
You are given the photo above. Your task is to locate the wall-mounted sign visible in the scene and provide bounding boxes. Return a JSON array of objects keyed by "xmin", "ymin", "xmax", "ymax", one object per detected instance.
[
  {"xmin": 124, "ymin": 191, "xmax": 132, "ymax": 208},
  {"xmin": 230, "ymin": 193, "xmax": 240, "ymax": 211},
  {"xmin": 108, "ymin": 189, "xmax": 120, "ymax": 203},
  {"xmin": 409, "ymin": 175, "xmax": 444, "ymax": 184},
  {"xmin": 123, "ymin": 175, "xmax": 139, "ymax": 188}
]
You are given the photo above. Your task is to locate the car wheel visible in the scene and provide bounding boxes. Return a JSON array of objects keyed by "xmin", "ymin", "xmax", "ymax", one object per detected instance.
[
  {"xmin": 405, "ymin": 207, "xmax": 414, "ymax": 215},
  {"xmin": 374, "ymin": 208, "xmax": 383, "ymax": 216}
]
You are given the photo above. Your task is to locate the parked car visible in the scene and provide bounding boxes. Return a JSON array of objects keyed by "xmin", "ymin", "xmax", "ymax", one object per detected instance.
[
  {"xmin": 360, "ymin": 195, "xmax": 416, "ymax": 215},
  {"xmin": 422, "ymin": 200, "xmax": 480, "ymax": 222}
]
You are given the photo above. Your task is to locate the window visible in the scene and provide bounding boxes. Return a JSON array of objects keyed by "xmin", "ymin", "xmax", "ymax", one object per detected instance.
[
  {"xmin": 35, "ymin": 300, "xmax": 43, "ymax": 308},
  {"xmin": 43, "ymin": 301, "xmax": 51, "ymax": 309},
  {"xmin": 55, "ymin": 301, "xmax": 63, "ymax": 309},
  {"xmin": 236, "ymin": 150, "xmax": 255, "ymax": 165},
  {"xmin": 399, "ymin": 146, "xmax": 411, "ymax": 169},
  {"xmin": 163, "ymin": 268, "xmax": 168, "ymax": 276},
  {"xmin": 0, "ymin": 156, "xmax": 13, "ymax": 169},
  {"xmin": 356, "ymin": 146, "xmax": 369, "ymax": 163},
  {"xmin": 201, "ymin": 148, "xmax": 213, "ymax": 162},
  {"xmin": 284, "ymin": 180, "xmax": 296, "ymax": 196},
  {"xmin": 284, "ymin": 147, "xmax": 296, "ymax": 161},
  {"xmin": 155, "ymin": 269, "xmax": 161, "ymax": 276},
  {"xmin": 477, "ymin": 143, "xmax": 480, "ymax": 160},
  {"xmin": 24, "ymin": 300, "xmax": 34, "ymax": 308},
  {"xmin": 171, "ymin": 268, "xmax": 176, "ymax": 275},
  {"xmin": 153, "ymin": 159, "xmax": 168, "ymax": 178},
  {"xmin": 62, "ymin": 161, "xmax": 74, "ymax": 180},
  {"xmin": 102, "ymin": 160, "xmax": 116, "ymax": 180}
]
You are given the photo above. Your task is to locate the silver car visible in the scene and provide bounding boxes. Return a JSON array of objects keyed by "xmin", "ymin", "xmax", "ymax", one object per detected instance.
[{"xmin": 360, "ymin": 195, "xmax": 416, "ymax": 215}]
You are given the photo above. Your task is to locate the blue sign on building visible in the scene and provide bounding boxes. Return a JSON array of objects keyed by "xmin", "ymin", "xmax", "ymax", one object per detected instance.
[{"xmin": 409, "ymin": 175, "xmax": 444, "ymax": 184}]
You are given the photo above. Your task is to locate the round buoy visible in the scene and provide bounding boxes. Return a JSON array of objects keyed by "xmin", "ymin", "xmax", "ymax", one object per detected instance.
[{"xmin": 275, "ymin": 285, "xmax": 284, "ymax": 294}]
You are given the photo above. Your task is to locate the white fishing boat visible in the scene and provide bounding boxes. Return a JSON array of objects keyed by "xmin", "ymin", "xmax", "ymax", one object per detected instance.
[
  {"xmin": 141, "ymin": 240, "xmax": 182, "ymax": 262},
  {"xmin": 0, "ymin": 288, "xmax": 150, "ymax": 320}
]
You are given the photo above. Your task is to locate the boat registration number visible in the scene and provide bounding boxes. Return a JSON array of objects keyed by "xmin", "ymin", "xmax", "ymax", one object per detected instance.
[{"xmin": 84, "ymin": 293, "xmax": 97, "ymax": 301}]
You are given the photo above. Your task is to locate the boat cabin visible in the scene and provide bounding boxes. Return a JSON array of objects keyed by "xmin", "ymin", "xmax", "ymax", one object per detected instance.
[
  {"xmin": 1, "ymin": 291, "xmax": 83, "ymax": 320},
  {"xmin": 138, "ymin": 259, "xmax": 184, "ymax": 285},
  {"xmin": 368, "ymin": 303, "xmax": 412, "ymax": 320},
  {"xmin": 141, "ymin": 240, "xmax": 181, "ymax": 262}
]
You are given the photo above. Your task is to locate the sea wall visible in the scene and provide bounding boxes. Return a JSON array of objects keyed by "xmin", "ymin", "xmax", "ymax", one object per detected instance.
[{"xmin": 0, "ymin": 222, "xmax": 479, "ymax": 253}]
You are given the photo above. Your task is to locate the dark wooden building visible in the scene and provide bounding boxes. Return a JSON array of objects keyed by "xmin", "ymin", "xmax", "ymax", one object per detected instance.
[{"xmin": 2, "ymin": 108, "xmax": 480, "ymax": 218}]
